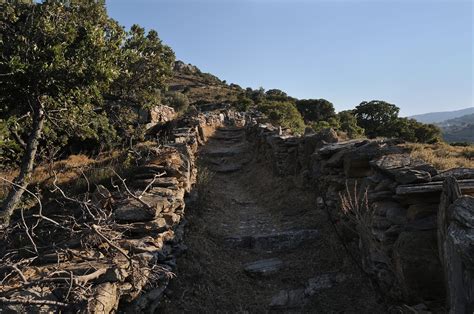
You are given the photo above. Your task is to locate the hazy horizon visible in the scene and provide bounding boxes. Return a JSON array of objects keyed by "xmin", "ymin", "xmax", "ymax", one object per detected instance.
[{"xmin": 107, "ymin": 0, "xmax": 473, "ymax": 116}]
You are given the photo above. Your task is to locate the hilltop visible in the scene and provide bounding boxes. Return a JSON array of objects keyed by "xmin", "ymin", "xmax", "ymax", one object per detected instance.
[{"xmin": 168, "ymin": 60, "xmax": 242, "ymax": 105}]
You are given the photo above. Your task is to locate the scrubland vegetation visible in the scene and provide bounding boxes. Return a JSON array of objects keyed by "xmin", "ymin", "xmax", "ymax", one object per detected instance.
[{"xmin": 0, "ymin": 0, "xmax": 471, "ymax": 227}]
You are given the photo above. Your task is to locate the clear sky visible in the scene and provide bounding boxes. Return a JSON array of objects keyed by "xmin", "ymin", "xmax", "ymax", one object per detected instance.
[{"xmin": 106, "ymin": 0, "xmax": 473, "ymax": 116}]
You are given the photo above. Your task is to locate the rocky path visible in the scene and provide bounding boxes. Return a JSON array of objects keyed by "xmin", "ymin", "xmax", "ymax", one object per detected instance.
[{"xmin": 159, "ymin": 127, "xmax": 385, "ymax": 313}]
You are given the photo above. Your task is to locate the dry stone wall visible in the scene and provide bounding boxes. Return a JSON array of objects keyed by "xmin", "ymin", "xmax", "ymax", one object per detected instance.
[
  {"xmin": 0, "ymin": 110, "xmax": 227, "ymax": 313},
  {"xmin": 245, "ymin": 115, "xmax": 474, "ymax": 306}
]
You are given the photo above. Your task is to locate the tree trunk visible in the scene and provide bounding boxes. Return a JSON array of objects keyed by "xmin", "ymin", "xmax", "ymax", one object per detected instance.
[{"xmin": 1, "ymin": 105, "xmax": 45, "ymax": 227}]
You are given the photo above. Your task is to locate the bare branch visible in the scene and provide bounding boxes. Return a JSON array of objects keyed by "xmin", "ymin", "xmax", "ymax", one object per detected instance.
[{"xmin": 0, "ymin": 297, "xmax": 68, "ymax": 308}]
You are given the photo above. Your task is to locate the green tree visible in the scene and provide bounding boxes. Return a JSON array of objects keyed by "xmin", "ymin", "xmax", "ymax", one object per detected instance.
[
  {"xmin": 338, "ymin": 110, "xmax": 365, "ymax": 138},
  {"xmin": 258, "ymin": 101, "xmax": 305, "ymax": 133},
  {"xmin": 296, "ymin": 99, "xmax": 336, "ymax": 122},
  {"xmin": 108, "ymin": 24, "xmax": 175, "ymax": 108},
  {"xmin": 353, "ymin": 100, "xmax": 400, "ymax": 138},
  {"xmin": 265, "ymin": 89, "xmax": 291, "ymax": 102},
  {"xmin": 0, "ymin": 0, "xmax": 123, "ymax": 225},
  {"xmin": 311, "ymin": 117, "xmax": 340, "ymax": 133},
  {"xmin": 246, "ymin": 87, "xmax": 266, "ymax": 104},
  {"xmin": 235, "ymin": 95, "xmax": 254, "ymax": 112},
  {"xmin": 414, "ymin": 123, "xmax": 441, "ymax": 143},
  {"xmin": 164, "ymin": 92, "xmax": 190, "ymax": 113}
]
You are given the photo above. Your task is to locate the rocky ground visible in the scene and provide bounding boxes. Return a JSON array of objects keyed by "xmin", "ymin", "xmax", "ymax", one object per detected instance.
[{"xmin": 159, "ymin": 126, "xmax": 386, "ymax": 313}]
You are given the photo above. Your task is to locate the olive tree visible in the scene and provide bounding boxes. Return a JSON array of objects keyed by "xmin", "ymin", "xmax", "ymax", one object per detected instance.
[{"xmin": 0, "ymin": 0, "xmax": 123, "ymax": 225}]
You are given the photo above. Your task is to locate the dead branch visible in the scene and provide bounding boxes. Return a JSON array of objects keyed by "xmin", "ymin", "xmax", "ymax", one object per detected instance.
[
  {"xmin": 140, "ymin": 173, "xmax": 165, "ymax": 197},
  {"xmin": 109, "ymin": 168, "xmax": 152, "ymax": 209},
  {"xmin": 91, "ymin": 224, "xmax": 131, "ymax": 266},
  {"xmin": 0, "ymin": 297, "xmax": 68, "ymax": 308},
  {"xmin": 0, "ymin": 176, "xmax": 62, "ymax": 229}
]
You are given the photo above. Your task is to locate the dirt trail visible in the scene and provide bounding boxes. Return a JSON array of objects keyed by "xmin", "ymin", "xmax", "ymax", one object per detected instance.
[{"xmin": 159, "ymin": 126, "xmax": 386, "ymax": 313}]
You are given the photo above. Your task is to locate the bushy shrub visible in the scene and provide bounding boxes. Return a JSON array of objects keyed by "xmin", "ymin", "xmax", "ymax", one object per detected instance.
[
  {"xmin": 164, "ymin": 92, "xmax": 190, "ymax": 113},
  {"xmin": 258, "ymin": 101, "xmax": 305, "ymax": 133},
  {"xmin": 338, "ymin": 110, "xmax": 365, "ymax": 138},
  {"xmin": 235, "ymin": 96, "xmax": 254, "ymax": 112}
]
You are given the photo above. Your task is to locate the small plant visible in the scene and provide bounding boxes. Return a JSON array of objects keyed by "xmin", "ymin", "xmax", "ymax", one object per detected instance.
[
  {"xmin": 339, "ymin": 181, "xmax": 372, "ymax": 233},
  {"xmin": 339, "ymin": 181, "xmax": 383, "ymax": 271},
  {"xmin": 195, "ymin": 164, "xmax": 214, "ymax": 208}
]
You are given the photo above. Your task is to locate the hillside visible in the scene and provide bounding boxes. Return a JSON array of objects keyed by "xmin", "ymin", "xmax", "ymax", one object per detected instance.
[
  {"xmin": 438, "ymin": 113, "xmax": 474, "ymax": 143},
  {"xmin": 168, "ymin": 60, "xmax": 242, "ymax": 105},
  {"xmin": 410, "ymin": 107, "xmax": 474, "ymax": 124}
]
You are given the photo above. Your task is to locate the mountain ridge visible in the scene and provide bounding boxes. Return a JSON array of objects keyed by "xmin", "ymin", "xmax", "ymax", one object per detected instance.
[{"xmin": 409, "ymin": 107, "xmax": 474, "ymax": 124}]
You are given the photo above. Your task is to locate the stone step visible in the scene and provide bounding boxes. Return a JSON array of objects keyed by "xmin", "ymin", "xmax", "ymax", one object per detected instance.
[
  {"xmin": 243, "ymin": 258, "xmax": 284, "ymax": 276},
  {"xmin": 204, "ymin": 146, "xmax": 247, "ymax": 157},
  {"xmin": 211, "ymin": 163, "xmax": 242, "ymax": 173},
  {"xmin": 270, "ymin": 273, "xmax": 346, "ymax": 309},
  {"xmin": 224, "ymin": 229, "xmax": 319, "ymax": 252},
  {"xmin": 211, "ymin": 133, "xmax": 244, "ymax": 140},
  {"xmin": 218, "ymin": 127, "xmax": 243, "ymax": 132}
]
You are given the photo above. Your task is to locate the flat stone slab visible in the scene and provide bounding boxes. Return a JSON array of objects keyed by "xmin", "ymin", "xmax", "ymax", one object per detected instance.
[
  {"xmin": 396, "ymin": 179, "xmax": 474, "ymax": 196},
  {"xmin": 270, "ymin": 289, "xmax": 306, "ymax": 308},
  {"xmin": 432, "ymin": 168, "xmax": 474, "ymax": 181},
  {"xmin": 224, "ymin": 229, "xmax": 319, "ymax": 252},
  {"xmin": 305, "ymin": 273, "xmax": 346, "ymax": 296},
  {"xmin": 218, "ymin": 127, "xmax": 243, "ymax": 132},
  {"xmin": 212, "ymin": 163, "xmax": 242, "ymax": 173},
  {"xmin": 243, "ymin": 258, "xmax": 284, "ymax": 276},
  {"xmin": 132, "ymin": 177, "xmax": 179, "ymax": 189},
  {"xmin": 204, "ymin": 145, "xmax": 246, "ymax": 157},
  {"xmin": 211, "ymin": 133, "xmax": 244, "ymax": 140},
  {"xmin": 270, "ymin": 273, "xmax": 346, "ymax": 309}
]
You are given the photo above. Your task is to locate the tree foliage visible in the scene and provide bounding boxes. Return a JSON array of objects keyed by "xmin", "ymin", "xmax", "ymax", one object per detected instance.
[
  {"xmin": 164, "ymin": 92, "xmax": 189, "ymax": 113},
  {"xmin": 0, "ymin": 0, "xmax": 124, "ymax": 152},
  {"xmin": 108, "ymin": 24, "xmax": 174, "ymax": 108},
  {"xmin": 353, "ymin": 100, "xmax": 399, "ymax": 138},
  {"xmin": 353, "ymin": 100, "xmax": 441, "ymax": 142},
  {"xmin": 337, "ymin": 110, "xmax": 365, "ymax": 138},
  {"xmin": 296, "ymin": 99, "xmax": 336, "ymax": 122},
  {"xmin": 258, "ymin": 101, "xmax": 305, "ymax": 133},
  {"xmin": 0, "ymin": 0, "xmax": 175, "ymax": 224}
]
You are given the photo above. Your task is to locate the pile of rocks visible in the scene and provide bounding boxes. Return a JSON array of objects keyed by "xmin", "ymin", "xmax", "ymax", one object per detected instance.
[{"xmin": 245, "ymin": 116, "xmax": 474, "ymax": 305}]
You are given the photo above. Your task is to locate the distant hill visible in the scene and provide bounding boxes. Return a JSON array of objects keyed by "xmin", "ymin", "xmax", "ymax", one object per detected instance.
[
  {"xmin": 410, "ymin": 107, "xmax": 474, "ymax": 124},
  {"xmin": 437, "ymin": 113, "xmax": 474, "ymax": 143},
  {"xmin": 168, "ymin": 60, "xmax": 242, "ymax": 105}
]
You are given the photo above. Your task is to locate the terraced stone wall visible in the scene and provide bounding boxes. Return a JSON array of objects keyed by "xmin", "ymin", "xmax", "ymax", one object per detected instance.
[
  {"xmin": 0, "ymin": 110, "xmax": 229, "ymax": 313},
  {"xmin": 245, "ymin": 117, "xmax": 474, "ymax": 306}
]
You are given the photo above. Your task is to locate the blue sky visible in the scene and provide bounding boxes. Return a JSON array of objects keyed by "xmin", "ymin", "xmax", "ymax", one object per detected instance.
[{"xmin": 107, "ymin": 0, "xmax": 473, "ymax": 116}]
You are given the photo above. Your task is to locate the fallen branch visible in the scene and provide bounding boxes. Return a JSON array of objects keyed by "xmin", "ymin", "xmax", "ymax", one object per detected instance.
[
  {"xmin": 91, "ymin": 224, "xmax": 131, "ymax": 267},
  {"xmin": 0, "ymin": 296, "xmax": 68, "ymax": 308}
]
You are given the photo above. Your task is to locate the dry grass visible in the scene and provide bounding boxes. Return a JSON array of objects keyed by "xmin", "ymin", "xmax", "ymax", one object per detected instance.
[
  {"xmin": 404, "ymin": 142, "xmax": 474, "ymax": 170},
  {"xmin": 0, "ymin": 144, "xmax": 156, "ymax": 201}
]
